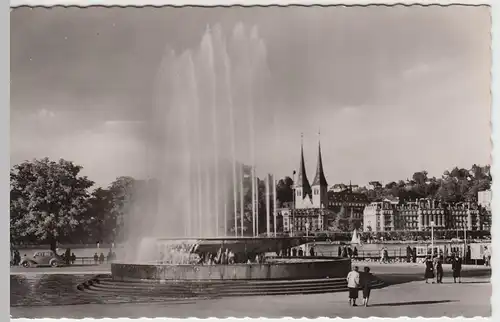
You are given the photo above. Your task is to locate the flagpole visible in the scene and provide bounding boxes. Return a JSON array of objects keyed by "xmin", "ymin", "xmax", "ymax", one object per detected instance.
[
  {"xmin": 266, "ymin": 174, "xmax": 271, "ymax": 236},
  {"xmin": 255, "ymin": 175, "xmax": 259, "ymax": 236},
  {"xmin": 273, "ymin": 175, "xmax": 277, "ymax": 237},
  {"xmin": 240, "ymin": 163, "xmax": 244, "ymax": 237}
]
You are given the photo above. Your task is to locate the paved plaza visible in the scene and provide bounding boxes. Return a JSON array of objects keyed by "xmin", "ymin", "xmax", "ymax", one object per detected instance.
[{"xmin": 10, "ymin": 263, "xmax": 491, "ymax": 318}]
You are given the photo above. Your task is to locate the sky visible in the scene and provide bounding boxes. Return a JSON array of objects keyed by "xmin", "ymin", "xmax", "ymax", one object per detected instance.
[{"xmin": 10, "ymin": 5, "xmax": 492, "ymax": 188}]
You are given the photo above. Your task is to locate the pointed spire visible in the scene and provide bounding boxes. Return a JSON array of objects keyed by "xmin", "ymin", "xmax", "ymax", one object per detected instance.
[
  {"xmin": 296, "ymin": 133, "xmax": 312, "ymax": 197},
  {"xmin": 312, "ymin": 131, "xmax": 328, "ymax": 187}
]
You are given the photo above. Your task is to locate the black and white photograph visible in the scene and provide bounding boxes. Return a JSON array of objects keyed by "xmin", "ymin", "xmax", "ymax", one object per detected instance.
[{"xmin": 9, "ymin": 3, "xmax": 492, "ymax": 318}]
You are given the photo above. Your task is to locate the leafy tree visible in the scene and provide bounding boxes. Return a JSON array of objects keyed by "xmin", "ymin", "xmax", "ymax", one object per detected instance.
[
  {"xmin": 276, "ymin": 176, "xmax": 294, "ymax": 207},
  {"xmin": 107, "ymin": 176, "xmax": 137, "ymax": 242},
  {"xmin": 83, "ymin": 187, "xmax": 114, "ymax": 244},
  {"xmin": 10, "ymin": 158, "xmax": 94, "ymax": 251}
]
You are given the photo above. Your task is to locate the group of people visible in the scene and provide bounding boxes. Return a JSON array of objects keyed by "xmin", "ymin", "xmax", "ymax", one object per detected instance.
[
  {"xmin": 424, "ymin": 253, "xmax": 463, "ymax": 284},
  {"xmin": 346, "ymin": 265, "xmax": 376, "ymax": 307},
  {"xmin": 93, "ymin": 249, "xmax": 116, "ymax": 264},
  {"xmin": 338, "ymin": 245, "xmax": 358, "ymax": 258},
  {"xmin": 62, "ymin": 248, "xmax": 77, "ymax": 265}
]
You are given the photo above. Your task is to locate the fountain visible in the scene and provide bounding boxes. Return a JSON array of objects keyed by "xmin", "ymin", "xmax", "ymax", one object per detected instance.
[{"xmin": 78, "ymin": 23, "xmax": 357, "ymax": 298}]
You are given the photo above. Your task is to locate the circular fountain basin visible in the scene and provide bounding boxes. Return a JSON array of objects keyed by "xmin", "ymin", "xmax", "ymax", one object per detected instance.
[{"xmin": 111, "ymin": 257, "xmax": 351, "ymax": 281}]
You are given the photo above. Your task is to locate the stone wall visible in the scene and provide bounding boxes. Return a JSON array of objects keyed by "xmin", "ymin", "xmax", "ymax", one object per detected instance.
[{"xmin": 111, "ymin": 257, "xmax": 351, "ymax": 281}]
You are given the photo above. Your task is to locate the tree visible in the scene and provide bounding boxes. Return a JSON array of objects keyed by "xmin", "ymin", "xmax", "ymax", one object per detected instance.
[
  {"xmin": 83, "ymin": 187, "xmax": 114, "ymax": 244},
  {"xmin": 107, "ymin": 176, "xmax": 137, "ymax": 242},
  {"xmin": 276, "ymin": 176, "xmax": 293, "ymax": 207},
  {"xmin": 10, "ymin": 158, "xmax": 94, "ymax": 251}
]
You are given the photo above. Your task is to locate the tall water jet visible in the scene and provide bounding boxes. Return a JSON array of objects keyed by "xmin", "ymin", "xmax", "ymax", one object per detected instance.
[{"xmin": 120, "ymin": 23, "xmax": 272, "ymax": 261}]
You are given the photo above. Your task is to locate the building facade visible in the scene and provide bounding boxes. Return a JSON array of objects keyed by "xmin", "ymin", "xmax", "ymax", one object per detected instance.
[{"xmin": 363, "ymin": 197, "xmax": 488, "ymax": 233}]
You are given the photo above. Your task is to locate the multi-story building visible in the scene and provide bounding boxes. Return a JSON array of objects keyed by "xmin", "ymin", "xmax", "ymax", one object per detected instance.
[
  {"xmin": 478, "ymin": 189, "xmax": 492, "ymax": 211},
  {"xmin": 478, "ymin": 190, "xmax": 492, "ymax": 231},
  {"xmin": 363, "ymin": 197, "xmax": 488, "ymax": 233},
  {"xmin": 362, "ymin": 199, "xmax": 400, "ymax": 232}
]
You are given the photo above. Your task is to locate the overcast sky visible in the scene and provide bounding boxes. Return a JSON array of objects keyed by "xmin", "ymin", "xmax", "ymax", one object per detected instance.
[{"xmin": 10, "ymin": 6, "xmax": 491, "ymax": 188}]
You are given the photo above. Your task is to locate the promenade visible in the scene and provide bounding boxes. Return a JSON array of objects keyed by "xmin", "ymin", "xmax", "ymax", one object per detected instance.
[
  {"xmin": 10, "ymin": 262, "xmax": 491, "ymax": 318},
  {"xmin": 11, "ymin": 276, "xmax": 490, "ymax": 318}
]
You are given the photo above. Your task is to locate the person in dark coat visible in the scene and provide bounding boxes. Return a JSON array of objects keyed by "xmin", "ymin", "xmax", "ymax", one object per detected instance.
[
  {"xmin": 338, "ymin": 246, "xmax": 342, "ymax": 257},
  {"xmin": 424, "ymin": 256, "xmax": 435, "ymax": 283},
  {"xmin": 412, "ymin": 247, "xmax": 417, "ymax": 263},
  {"xmin": 451, "ymin": 254, "xmax": 462, "ymax": 283},
  {"xmin": 435, "ymin": 256, "xmax": 444, "ymax": 284},
  {"xmin": 292, "ymin": 248, "xmax": 297, "ymax": 257},
  {"xmin": 406, "ymin": 245, "xmax": 412, "ymax": 263},
  {"xmin": 93, "ymin": 253, "xmax": 99, "ymax": 264},
  {"xmin": 347, "ymin": 247, "xmax": 353, "ymax": 258},
  {"xmin": 342, "ymin": 246, "xmax": 348, "ymax": 258},
  {"xmin": 353, "ymin": 247, "xmax": 358, "ymax": 259},
  {"xmin": 70, "ymin": 252, "xmax": 76, "ymax": 265},
  {"xmin": 309, "ymin": 246, "xmax": 315, "ymax": 257},
  {"xmin": 64, "ymin": 248, "xmax": 71, "ymax": 265},
  {"xmin": 298, "ymin": 248, "xmax": 304, "ymax": 256},
  {"xmin": 360, "ymin": 266, "xmax": 375, "ymax": 307}
]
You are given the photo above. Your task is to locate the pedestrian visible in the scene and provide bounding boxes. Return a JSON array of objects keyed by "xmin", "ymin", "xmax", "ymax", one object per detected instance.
[
  {"xmin": 347, "ymin": 246, "xmax": 353, "ymax": 258},
  {"xmin": 383, "ymin": 248, "xmax": 389, "ymax": 263},
  {"xmin": 360, "ymin": 266, "xmax": 375, "ymax": 307},
  {"xmin": 292, "ymin": 248, "xmax": 297, "ymax": 257},
  {"xmin": 309, "ymin": 246, "xmax": 315, "ymax": 257},
  {"xmin": 64, "ymin": 248, "xmax": 71, "ymax": 266},
  {"xmin": 298, "ymin": 248, "xmax": 304, "ymax": 257},
  {"xmin": 353, "ymin": 246, "xmax": 358, "ymax": 259},
  {"xmin": 346, "ymin": 266, "xmax": 360, "ymax": 306},
  {"xmin": 99, "ymin": 252, "xmax": 105, "ymax": 264},
  {"xmin": 435, "ymin": 256, "xmax": 444, "ymax": 284},
  {"xmin": 338, "ymin": 245, "xmax": 342, "ymax": 257},
  {"xmin": 380, "ymin": 248, "xmax": 385, "ymax": 263},
  {"xmin": 93, "ymin": 253, "xmax": 98, "ymax": 265},
  {"xmin": 424, "ymin": 256, "xmax": 435, "ymax": 283},
  {"xmin": 70, "ymin": 252, "xmax": 76, "ymax": 265},
  {"xmin": 484, "ymin": 246, "xmax": 491, "ymax": 267},
  {"xmin": 452, "ymin": 254, "xmax": 462, "ymax": 283},
  {"xmin": 412, "ymin": 247, "xmax": 417, "ymax": 263},
  {"xmin": 406, "ymin": 245, "xmax": 412, "ymax": 263},
  {"xmin": 342, "ymin": 246, "xmax": 348, "ymax": 258}
]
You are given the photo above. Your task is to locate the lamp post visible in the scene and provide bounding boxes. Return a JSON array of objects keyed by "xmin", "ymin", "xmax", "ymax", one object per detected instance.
[
  {"xmin": 430, "ymin": 220, "xmax": 435, "ymax": 258},
  {"xmin": 305, "ymin": 221, "xmax": 310, "ymax": 255},
  {"xmin": 292, "ymin": 170, "xmax": 296, "ymax": 237}
]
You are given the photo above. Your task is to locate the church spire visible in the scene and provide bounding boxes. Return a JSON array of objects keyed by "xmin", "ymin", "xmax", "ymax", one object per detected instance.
[
  {"xmin": 312, "ymin": 131, "xmax": 328, "ymax": 187},
  {"xmin": 296, "ymin": 133, "xmax": 312, "ymax": 197}
]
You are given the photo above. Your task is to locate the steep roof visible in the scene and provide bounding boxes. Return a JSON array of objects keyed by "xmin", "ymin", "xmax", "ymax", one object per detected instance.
[
  {"xmin": 312, "ymin": 141, "xmax": 328, "ymax": 187},
  {"xmin": 296, "ymin": 140, "xmax": 312, "ymax": 199}
]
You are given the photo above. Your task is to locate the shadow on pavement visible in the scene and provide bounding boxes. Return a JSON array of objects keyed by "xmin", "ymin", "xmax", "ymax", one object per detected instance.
[
  {"xmin": 376, "ymin": 267, "xmax": 491, "ymax": 287},
  {"xmin": 370, "ymin": 300, "xmax": 456, "ymax": 307}
]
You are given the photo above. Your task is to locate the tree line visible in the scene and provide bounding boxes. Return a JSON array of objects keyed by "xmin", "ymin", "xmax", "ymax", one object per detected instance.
[{"xmin": 274, "ymin": 164, "xmax": 491, "ymax": 205}]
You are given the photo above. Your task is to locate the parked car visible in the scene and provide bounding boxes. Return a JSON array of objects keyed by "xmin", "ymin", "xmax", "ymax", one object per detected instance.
[{"xmin": 19, "ymin": 250, "xmax": 64, "ymax": 268}]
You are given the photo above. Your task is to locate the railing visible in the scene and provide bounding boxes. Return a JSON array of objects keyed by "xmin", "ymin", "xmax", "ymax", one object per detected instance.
[{"xmin": 62, "ymin": 257, "xmax": 115, "ymax": 266}]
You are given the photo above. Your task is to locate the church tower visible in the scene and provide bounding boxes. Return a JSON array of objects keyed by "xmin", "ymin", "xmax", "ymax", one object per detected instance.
[
  {"xmin": 311, "ymin": 136, "xmax": 328, "ymax": 209},
  {"xmin": 295, "ymin": 135, "xmax": 312, "ymax": 209}
]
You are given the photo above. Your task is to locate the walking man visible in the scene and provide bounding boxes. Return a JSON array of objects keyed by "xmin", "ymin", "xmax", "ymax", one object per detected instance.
[{"xmin": 346, "ymin": 266, "xmax": 360, "ymax": 306}]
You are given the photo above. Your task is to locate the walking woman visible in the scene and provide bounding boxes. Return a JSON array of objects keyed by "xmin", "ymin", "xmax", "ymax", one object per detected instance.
[
  {"xmin": 452, "ymin": 254, "xmax": 462, "ymax": 283},
  {"xmin": 424, "ymin": 256, "xmax": 435, "ymax": 283},
  {"xmin": 361, "ymin": 266, "xmax": 375, "ymax": 307}
]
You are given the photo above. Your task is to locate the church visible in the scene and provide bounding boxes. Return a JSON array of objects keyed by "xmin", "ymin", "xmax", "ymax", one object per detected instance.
[{"xmin": 278, "ymin": 137, "xmax": 369, "ymax": 235}]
